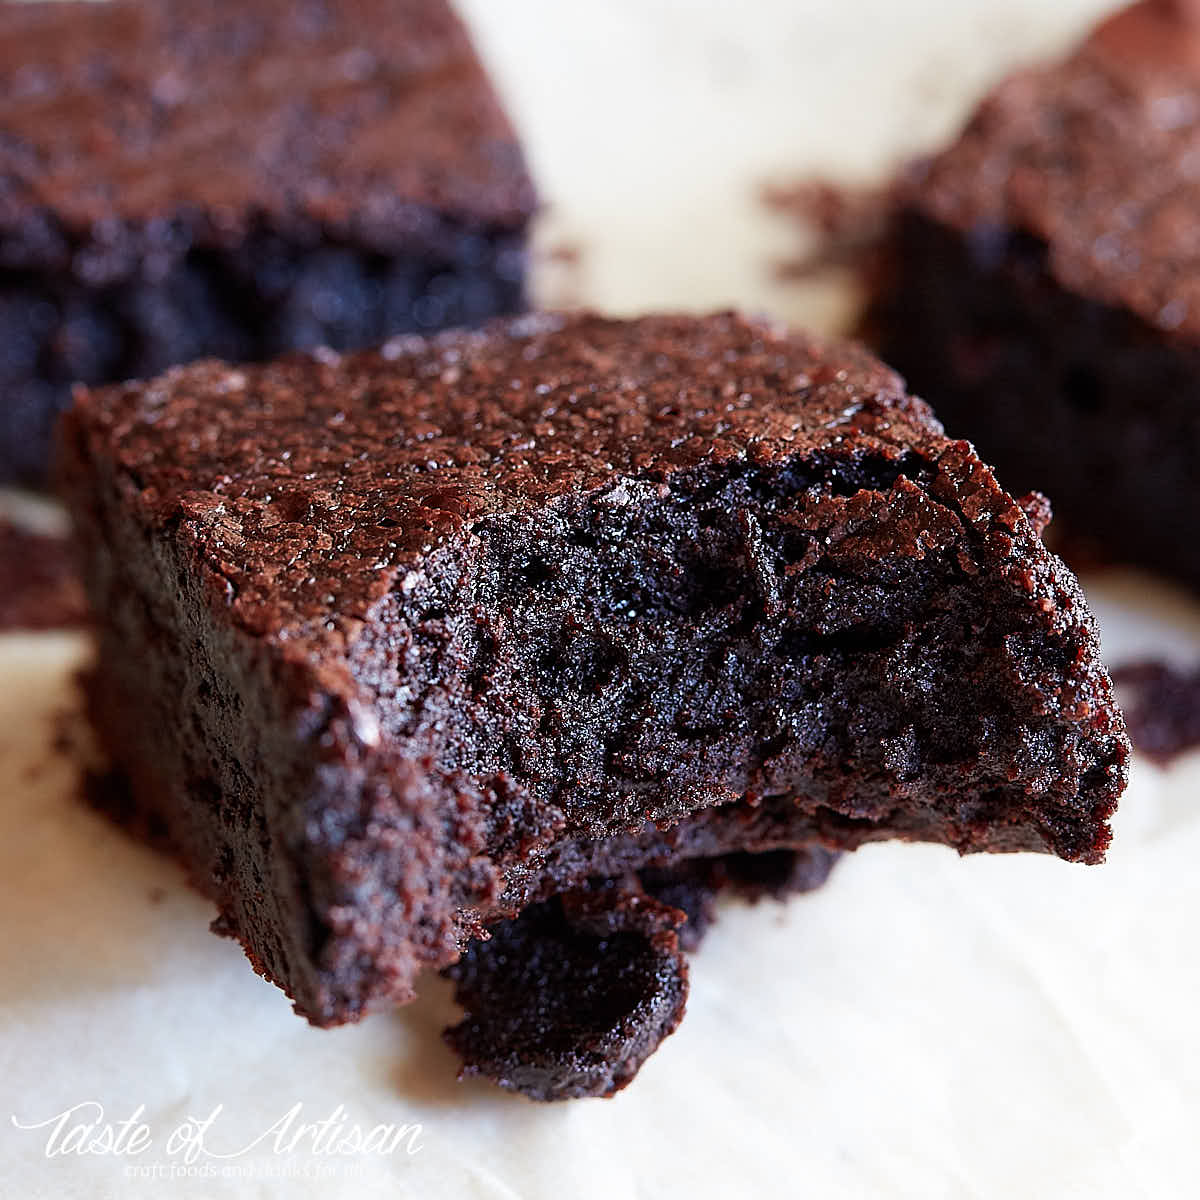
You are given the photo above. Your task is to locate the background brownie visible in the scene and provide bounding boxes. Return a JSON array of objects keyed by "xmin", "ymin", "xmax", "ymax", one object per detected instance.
[
  {"xmin": 0, "ymin": 517, "xmax": 87, "ymax": 630},
  {"xmin": 868, "ymin": 0, "xmax": 1200, "ymax": 590},
  {"xmin": 0, "ymin": 0, "xmax": 535, "ymax": 485},
  {"xmin": 59, "ymin": 312, "xmax": 1128, "ymax": 1044}
]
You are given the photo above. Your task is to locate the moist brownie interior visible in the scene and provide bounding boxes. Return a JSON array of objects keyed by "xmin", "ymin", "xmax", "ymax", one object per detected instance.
[{"xmin": 353, "ymin": 452, "xmax": 1115, "ymax": 862}]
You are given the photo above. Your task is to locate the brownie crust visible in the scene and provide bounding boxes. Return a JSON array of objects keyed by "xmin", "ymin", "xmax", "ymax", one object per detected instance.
[
  {"xmin": 0, "ymin": 518, "xmax": 87, "ymax": 630},
  {"xmin": 59, "ymin": 312, "xmax": 1129, "ymax": 1035}
]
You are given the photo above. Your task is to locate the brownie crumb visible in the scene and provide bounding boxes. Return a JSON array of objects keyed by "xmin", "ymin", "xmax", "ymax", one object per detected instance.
[
  {"xmin": 543, "ymin": 243, "xmax": 583, "ymax": 267},
  {"xmin": 762, "ymin": 179, "xmax": 892, "ymax": 282},
  {"xmin": 528, "ymin": 240, "xmax": 587, "ymax": 310},
  {"xmin": 443, "ymin": 878, "xmax": 688, "ymax": 1101},
  {"xmin": 1113, "ymin": 661, "xmax": 1200, "ymax": 764},
  {"xmin": 0, "ymin": 520, "xmax": 87, "ymax": 631}
]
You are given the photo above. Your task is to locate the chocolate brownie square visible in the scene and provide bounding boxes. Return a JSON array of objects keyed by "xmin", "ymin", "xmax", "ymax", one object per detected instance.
[
  {"xmin": 0, "ymin": 0, "xmax": 535, "ymax": 484},
  {"xmin": 58, "ymin": 312, "xmax": 1128, "ymax": 1093},
  {"xmin": 868, "ymin": 0, "xmax": 1200, "ymax": 589},
  {"xmin": 0, "ymin": 516, "xmax": 87, "ymax": 630}
]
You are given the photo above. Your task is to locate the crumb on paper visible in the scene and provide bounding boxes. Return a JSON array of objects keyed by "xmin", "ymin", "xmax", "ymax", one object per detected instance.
[
  {"xmin": 531, "ymin": 236, "xmax": 587, "ymax": 309},
  {"xmin": 760, "ymin": 178, "xmax": 893, "ymax": 283},
  {"xmin": 0, "ymin": 518, "xmax": 88, "ymax": 632}
]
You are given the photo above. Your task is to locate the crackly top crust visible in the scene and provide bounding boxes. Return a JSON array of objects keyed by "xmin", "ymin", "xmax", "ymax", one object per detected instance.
[
  {"xmin": 67, "ymin": 312, "xmax": 975, "ymax": 649},
  {"xmin": 0, "ymin": 0, "xmax": 534, "ymax": 256},
  {"xmin": 906, "ymin": 0, "xmax": 1200, "ymax": 341}
]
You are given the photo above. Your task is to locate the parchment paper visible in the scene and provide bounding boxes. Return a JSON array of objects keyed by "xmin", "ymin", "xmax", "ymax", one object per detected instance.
[{"xmin": 8, "ymin": 2, "xmax": 1196, "ymax": 1197}]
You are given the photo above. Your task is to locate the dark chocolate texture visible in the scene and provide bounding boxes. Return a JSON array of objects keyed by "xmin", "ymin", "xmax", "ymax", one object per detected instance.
[
  {"xmin": 59, "ymin": 312, "xmax": 1129, "ymax": 1051},
  {"xmin": 0, "ymin": 0, "xmax": 534, "ymax": 483},
  {"xmin": 441, "ymin": 845, "xmax": 836, "ymax": 1103},
  {"xmin": 868, "ymin": 0, "xmax": 1200, "ymax": 589},
  {"xmin": 443, "ymin": 878, "xmax": 689, "ymax": 1101}
]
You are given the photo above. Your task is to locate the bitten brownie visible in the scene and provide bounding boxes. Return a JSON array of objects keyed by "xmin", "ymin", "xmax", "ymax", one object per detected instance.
[
  {"xmin": 0, "ymin": 0, "xmax": 534, "ymax": 485},
  {"xmin": 868, "ymin": 0, "xmax": 1200, "ymax": 589},
  {"xmin": 59, "ymin": 312, "xmax": 1128, "ymax": 1094}
]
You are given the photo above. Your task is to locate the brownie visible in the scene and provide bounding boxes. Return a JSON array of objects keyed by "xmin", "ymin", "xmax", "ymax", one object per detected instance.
[
  {"xmin": 867, "ymin": 0, "xmax": 1200, "ymax": 590},
  {"xmin": 0, "ymin": 0, "xmax": 534, "ymax": 485},
  {"xmin": 0, "ymin": 518, "xmax": 87, "ymax": 630},
  {"xmin": 59, "ymin": 311, "xmax": 1129, "ymax": 1087},
  {"xmin": 1112, "ymin": 660, "xmax": 1200, "ymax": 765}
]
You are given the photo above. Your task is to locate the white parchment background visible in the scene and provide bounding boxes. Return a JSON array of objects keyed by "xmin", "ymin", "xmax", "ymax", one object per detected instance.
[{"xmin": 5, "ymin": 1, "xmax": 1198, "ymax": 1196}]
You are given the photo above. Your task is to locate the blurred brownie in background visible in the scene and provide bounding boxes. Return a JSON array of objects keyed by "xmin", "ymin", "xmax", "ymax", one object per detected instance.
[
  {"xmin": 867, "ymin": 0, "xmax": 1200, "ymax": 588},
  {"xmin": 0, "ymin": 0, "xmax": 535, "ymax": 485},
  {"xmin": 0, "ymin": 517, "xmax": 87, "ymax": 630}
]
